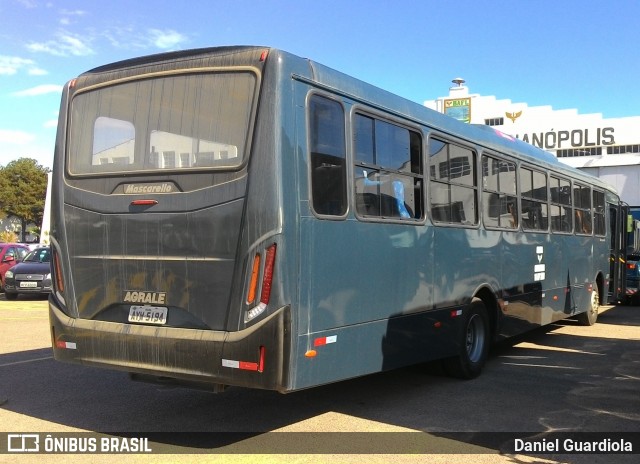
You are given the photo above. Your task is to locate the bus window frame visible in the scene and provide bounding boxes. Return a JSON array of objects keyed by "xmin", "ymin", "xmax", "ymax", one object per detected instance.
[
  {"xmin": 592, "ymin": 188, "xmax": 607, "ymax": 237},
  {"xmin": 549, "ymin": 173, "xmax": 574, "ymax": 235},
  {"xmin": 306, "ymin": 91, "xmax": 349, "ymax": 220},
  {"xmin": 427, "ymin": 132, "xmax": 480, "ymax": 229},
  {"xmin": 573, "ymin": 181, "xmax": 593, "ymax": 236},
  {"xmin": 480, "ymin": 151, "xmax": 519, "ymax": 232},
  {"xmin": 519, "ymin": 163, "xmax": 550, "ymax": 234},
  {"xmin": 350, "ymin": 105, "xmax": 426, "ymax": 225},
  {"xmin": 65, "ymin": 67, "xmax": 261, "ymax": 178}
]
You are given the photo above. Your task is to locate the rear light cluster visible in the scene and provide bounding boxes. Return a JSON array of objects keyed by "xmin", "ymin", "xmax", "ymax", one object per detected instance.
[
  {"xmin": 244, "ymin": 243, "xmax": 277, "ymax": 323},
  {"xmin": 51, "ymin": 247, "xmax": 67, "ymax": 305}
]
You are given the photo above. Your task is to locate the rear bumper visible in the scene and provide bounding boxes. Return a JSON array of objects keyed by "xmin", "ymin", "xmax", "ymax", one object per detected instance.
[{"xmin": 49, "ymin": 298, "xmax": 291, "ymax": 392}]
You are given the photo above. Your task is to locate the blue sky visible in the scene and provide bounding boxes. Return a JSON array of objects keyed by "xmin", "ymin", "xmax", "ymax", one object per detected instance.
[{"xmin": 1, "ymin": 0, "xmax": 639, "ymax": 169}]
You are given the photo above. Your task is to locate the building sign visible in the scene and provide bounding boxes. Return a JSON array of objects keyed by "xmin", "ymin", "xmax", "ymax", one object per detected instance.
[
  {"xmin": 516, "ymin": 127, "xmax": 615, "ymax": 150},
  {"xmin": 444, "ymin": 98, "xmax": 471, "ymax": 123}
]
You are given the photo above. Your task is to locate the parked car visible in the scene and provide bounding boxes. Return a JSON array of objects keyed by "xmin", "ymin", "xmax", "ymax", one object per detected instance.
[
  {"xmin": 0, "ymin": 243, "xmax": 30, "ymax": 292},
  {"xmin": 626, "ymin": 251, "xmax": 640, "ymax": 305},
  {"xmin": 3, "ymin": 247, "xmax": 51, "ymax": 300}
]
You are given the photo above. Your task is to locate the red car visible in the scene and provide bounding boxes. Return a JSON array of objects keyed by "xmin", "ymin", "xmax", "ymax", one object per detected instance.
[{"xmin": 0, "ymin": 243, "xmax": 30, "ymax": 292}]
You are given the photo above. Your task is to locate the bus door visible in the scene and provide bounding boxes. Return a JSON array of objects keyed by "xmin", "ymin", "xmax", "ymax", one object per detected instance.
[{"xmin": 608, "ymin": 202, "xmax": 628, "ymax": 303}]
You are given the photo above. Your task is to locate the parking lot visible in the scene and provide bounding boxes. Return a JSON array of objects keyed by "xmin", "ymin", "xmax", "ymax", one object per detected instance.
[{"xmin": 0, "ymin": 294, "xmax": 638, "ymax": 464}]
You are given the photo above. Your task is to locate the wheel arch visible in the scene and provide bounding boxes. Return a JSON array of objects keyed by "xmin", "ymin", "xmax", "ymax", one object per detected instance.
[
  {"xmin": 595, "ymin": 271, "xmax": 605, "ymax": 302},
  {"xmin": 472, "ymin": 285, "xmax": 499, "ymax": 343}
]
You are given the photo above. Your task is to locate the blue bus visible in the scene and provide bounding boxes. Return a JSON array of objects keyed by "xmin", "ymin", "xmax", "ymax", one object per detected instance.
[{"xmin": 49, "ymin": 46, "xmax": 624, "ymax": 392}]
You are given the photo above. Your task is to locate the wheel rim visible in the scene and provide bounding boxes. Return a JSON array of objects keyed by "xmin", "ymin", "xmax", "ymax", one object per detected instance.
[
  {"xmin": 590, "ymin": 288, "xmax": 600, "ymax": 318},
  {"xmin": 466, "ymin": 314, "xmax": 486, "ymax": 363}
]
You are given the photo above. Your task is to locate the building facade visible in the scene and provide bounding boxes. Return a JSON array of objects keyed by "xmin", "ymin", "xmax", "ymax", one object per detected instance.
[{"xmin": 425, "ymin": 80, "xmax": 640, "ymax": 208}]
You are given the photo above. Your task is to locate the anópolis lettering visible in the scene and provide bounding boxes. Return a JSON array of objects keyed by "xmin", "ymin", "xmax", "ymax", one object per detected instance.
[{"xmin": 516, "ymin": 127, "xmax": 615, "ymax": 150}]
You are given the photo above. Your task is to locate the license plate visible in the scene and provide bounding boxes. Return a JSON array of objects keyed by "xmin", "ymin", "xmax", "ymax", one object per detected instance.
[
  {"xmin": 128, "ymin": 305, "xmax": 168, "ymax": 325},
  {"xmin": 20, "ymin": 281, "xmax": 39, "ymax": 288}
]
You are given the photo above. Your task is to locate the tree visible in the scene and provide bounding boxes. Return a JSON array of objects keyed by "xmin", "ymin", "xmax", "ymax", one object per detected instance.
[{"xmin": 0, "ymin": 158, "xmax": 50, "ymax": 242}]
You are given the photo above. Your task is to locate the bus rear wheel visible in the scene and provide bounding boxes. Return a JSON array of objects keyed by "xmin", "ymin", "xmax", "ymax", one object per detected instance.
[
  {"xmin": 576, "ymin": 284, "xmax": 599, "ymax": 326},
  {"xmin": 443, "ymin": 298, "xmax": 489, "ymax": 379}
]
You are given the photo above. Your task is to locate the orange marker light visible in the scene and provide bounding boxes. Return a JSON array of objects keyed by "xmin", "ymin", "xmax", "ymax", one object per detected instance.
[
  {"xmin": 246, "ymin": 253, "xmax": 261, "ymax": 304},
  {"xmin": 53, "ymin": 251, "xmax": 65, "ymax": 293}
]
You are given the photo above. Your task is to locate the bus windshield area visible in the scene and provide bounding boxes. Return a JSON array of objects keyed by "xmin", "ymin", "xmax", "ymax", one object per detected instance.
[{"xmin": 67, "ymin": 71, "xmax": 257, "ymax": 175}]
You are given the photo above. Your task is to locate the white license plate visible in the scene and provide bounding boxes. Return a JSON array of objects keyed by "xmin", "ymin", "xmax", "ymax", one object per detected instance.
[
  {"xmin": 128, "ymin": 305, "xmax": 168, "ymax": 325},
  {"xmin": 20, "ymin": 281, "xmax": 39, "ymax": 288}
]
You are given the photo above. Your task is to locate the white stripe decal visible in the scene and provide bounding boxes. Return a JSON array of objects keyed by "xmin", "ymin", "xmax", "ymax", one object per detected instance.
[{"xmin": 222, "ymin": 359, "xmax": 240, "ymax": 369}]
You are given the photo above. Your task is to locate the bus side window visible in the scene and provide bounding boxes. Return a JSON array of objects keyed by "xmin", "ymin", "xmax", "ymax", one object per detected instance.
[
  {"xmin": 482, "ymin": 155, "xmax": 517, "ymax": 229},
  {"xmin": 429, "ymin": 138, "xmax": 478, "ymax": 225},
  {"xmin": 308, "ymin": 95, "xmax": 347, "ymax": 216},
  {"xmin": 593, "ymin": 189, "xmax": 606, "ymax": 236},
  {"xmin": 520, "ymin": 166, "xmax": 548, "ymax": 232},
  {"xmin": 550, "ymin": 176, "xmax": 572, "ymax": 233},
  {"xmin": 574, "ymin": 183, "xmax": 592, "ymax": 235},
  {"xmin": 353, "ymin": 114, "xmax": 423, "ymax": 220}
]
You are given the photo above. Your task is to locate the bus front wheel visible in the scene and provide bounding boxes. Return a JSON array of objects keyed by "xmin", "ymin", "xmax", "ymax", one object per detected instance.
[{"xmin": 443, "ymin": 298, "xmax": 490, "ymax": 380}]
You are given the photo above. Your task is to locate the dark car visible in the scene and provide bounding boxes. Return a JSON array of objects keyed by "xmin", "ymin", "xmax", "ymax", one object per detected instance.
[
  {"xmin": 3, "ymin": 247, "xmax": 51, "ymax": 300},
  {"xmin": 0, "ymin": 243, "xmax": 30, "ymax": 292}
]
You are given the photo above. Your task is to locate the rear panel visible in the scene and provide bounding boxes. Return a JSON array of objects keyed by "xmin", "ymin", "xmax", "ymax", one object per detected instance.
[{"xmin": 49, "ymin": 47, "xmax": 295, "ymax": 391}]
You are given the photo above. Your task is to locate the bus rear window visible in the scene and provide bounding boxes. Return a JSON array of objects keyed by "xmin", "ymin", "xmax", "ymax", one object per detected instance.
[{"xmin": 68, "ymin": 71, "xmax": 257, "ymax": 175}]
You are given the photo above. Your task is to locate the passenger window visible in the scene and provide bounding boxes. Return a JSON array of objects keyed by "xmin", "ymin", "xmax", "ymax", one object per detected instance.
[
  {"xmin": 309, "ymin": 95, "xmax": 347, "ymax": 216},
  {"xmin": 429, "ymin": 138, "xmax": 478, "ymax": 225},
  {"xmin": 550, "ymin": 176, "xmax": 572, "ymax": 233},
  {"xmin": 520, "ymin": 167, "xmax": 548, "ymax": 232},
  {"xmin": 353, "ymin": 114, "xmax": 423, "ymax": 220},
  {"xmin": 482, "ymin": 155, "xmax": 517, "ymax": 229},
  {"xmin": 574, "ymin": 183, "xmax": 592, "ymax": 235},
  {"xmin": 593, "ymin": 189, "xmax": 606, "ymax": 236}
]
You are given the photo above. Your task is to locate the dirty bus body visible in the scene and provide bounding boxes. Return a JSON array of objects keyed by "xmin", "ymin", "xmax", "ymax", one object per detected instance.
[{"xmin": 49, "ymin": 46, "xmax": 621, "ymax": 393}]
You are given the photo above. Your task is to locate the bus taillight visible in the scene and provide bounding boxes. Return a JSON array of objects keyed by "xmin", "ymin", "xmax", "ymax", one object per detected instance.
[
  {"xmin": 52, "ymin": 250, "xmax": 65, "ymax": 294},
  {"xmin": 260, "ymin": 244, "xmax": 277, "ymax": 305},
  {"xmin": 245, "ymin": 244, "xmax": 277, "ymax": 323}
]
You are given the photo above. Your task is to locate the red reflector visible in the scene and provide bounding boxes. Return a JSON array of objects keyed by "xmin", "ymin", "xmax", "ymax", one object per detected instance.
[
  {"xmin": 314, "ymin": 335, "xmax": 337, "ymax": 347},
  {"xmin": 258, "ymin": 346, "xmax": 266, "ymax": 373},
  {"xmin": 450, "ymin": 309, "xmax": 462, "ymax": 318},
  {"xmin": 239, "ymin": 361, "xmax": 259, "ymax": 371},
  {"xmin": 260, "ymin": 50, "xmax": 268, "ymax": 61},
  {"xmin": 56, "ymin": 340, "xmax": 77, "ymax": 350},
  {"xmin": 260, "ymin": 244, "xmax": 277, "ymax": 305},
  {"xmin": 131, "ymin": 199, "xmax": 158, "ymax": 206}
]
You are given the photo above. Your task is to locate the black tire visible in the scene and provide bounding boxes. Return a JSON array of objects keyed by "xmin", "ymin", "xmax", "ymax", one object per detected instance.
[
  {"xmin": 576, "ymin": 284, "xmax": 599, "ymax": 326},
  {"xmin": 443, "ymin": 298, "xmax": 490, "ymax": 379},
  {"xmin": 4, "ymin": 292, "xmax": 18, "ymax": 300}
]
